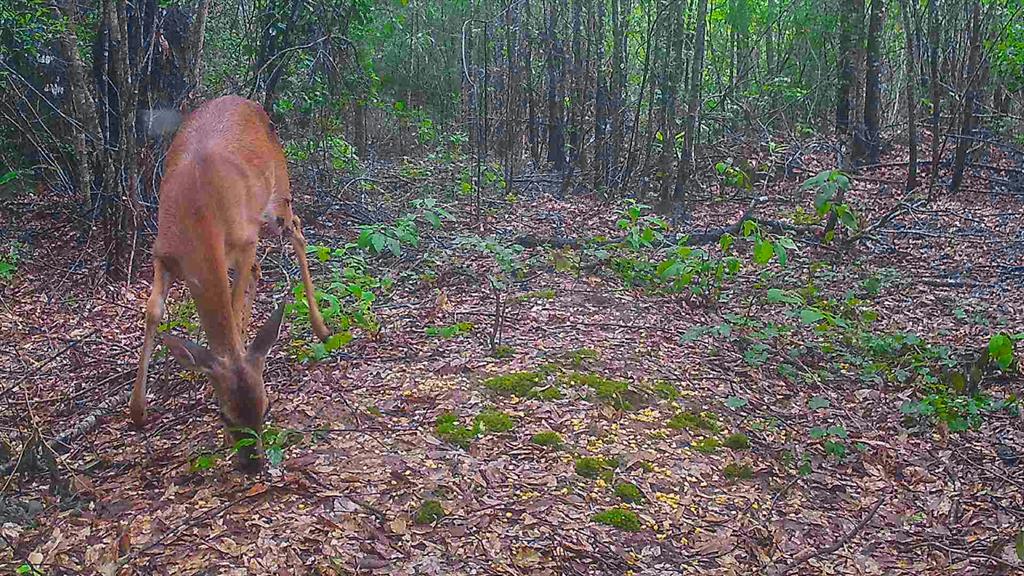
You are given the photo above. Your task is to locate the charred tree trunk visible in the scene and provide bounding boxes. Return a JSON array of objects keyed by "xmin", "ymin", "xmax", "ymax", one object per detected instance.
[{"xmin": 545, "ymin": 0, "xmax": 567, "ymax": 171}]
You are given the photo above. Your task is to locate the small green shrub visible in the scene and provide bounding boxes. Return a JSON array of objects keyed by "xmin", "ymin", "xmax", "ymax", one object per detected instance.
[
  {"xmin": 592, "ymin": 507, "xmax": 642, "ymax": 531},
  {"xmin": 414, "ymin": 499, "xmax": 445, "ymax": 524},
  {"xmin": 723, "ymin": 433, "xmax": 750, "ymax": 450},
  {"xmin": 530, "ymin": 431, "xmax": 564, "ymax": 448},
  {"xmin": 566, "ymin": 373, "xmax": 632, "ymax": 409},
  {"xmin": 562, "ymin": 348, "xmax": 600, "ymax": 368},
  {"xmin": 425, "ymin": 321, "xmax": 474, "ymax": 338},
  {"xmin": 614, "ymin": 482, "xmax": 644, "ymax": 504}
]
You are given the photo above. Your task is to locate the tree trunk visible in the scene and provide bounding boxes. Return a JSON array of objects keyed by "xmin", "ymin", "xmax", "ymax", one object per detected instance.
[
  {"xmin": 899, "ymin": 0, "xmax": 918, "ymax": 191},
  {"xmin": 674, "ymin": 0, "xmax": 708, "ymax": 199},
  {"xmin": 850, "ymin": 0, "xmax": 868, "ymax": 162},
  {"xmin": 863, "ymin": 0, "xmax": 885, "ymax": 163},
  {"xmin": 951, "ymin": 0, "xmax": 981, "ymax": 192},
  {"xmin": 836, "ymin": 0, "xmax": 853, "ymax": 135},
  {"xmin": 927, "ymin": 0, "xmax": 940, "ymax": 190},
  {"xmin": 545, "ymin": 0, "xmax": 566, "ymax": 171}
]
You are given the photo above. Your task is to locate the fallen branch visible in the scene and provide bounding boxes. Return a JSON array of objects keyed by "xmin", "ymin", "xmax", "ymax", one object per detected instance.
[{"xmin": 780, "ymin": 495, "xmax": 885, "ymax": 573}]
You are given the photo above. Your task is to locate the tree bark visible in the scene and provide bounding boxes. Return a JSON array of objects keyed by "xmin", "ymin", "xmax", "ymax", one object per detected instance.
[
  {"xmin": 928, "ymin": 0, "xmax": 941, "ymax": 191},
  {"xmin": 674, "ymin": 0, "xmax": 708, "ymax": 199},
  {"xmin": 863, "ymin": 0, "xmax": 885, "ymax": 163},
  {"xmin": 898, "ymin": 0, "xmax": 918, "ymax": 191},
  {"xmin": 950, "ymin": 0, "xmax": 981, "ymax": 192}
]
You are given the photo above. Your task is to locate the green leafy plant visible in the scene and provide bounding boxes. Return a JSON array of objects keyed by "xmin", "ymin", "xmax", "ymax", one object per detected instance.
[
  {"xmin": 723, "ymin": 433, "xmax": 750, "ymax": 450},
  {"xmin": 723, "ymin": 462, "xmax": 754, "ymax": 480},
  {"xmin": 801, "ymin": 169, "xmax": 859, "ymax": 239},
  {"xmin": 357, "ymin": 198, "xmax": 450, "ymax": 257},
  {"xmin": 575, "ymin": 456, "xmax": 618, "ymax": 480},
  {"xmin": 0, "ymin": 241, "xmax": 24, "ymax": 282}
]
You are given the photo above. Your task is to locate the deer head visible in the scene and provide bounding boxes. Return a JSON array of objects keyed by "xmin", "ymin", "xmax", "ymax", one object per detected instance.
[{"xmin": 162, "ymin": 301, "xmax": 286, "ymax": 471}]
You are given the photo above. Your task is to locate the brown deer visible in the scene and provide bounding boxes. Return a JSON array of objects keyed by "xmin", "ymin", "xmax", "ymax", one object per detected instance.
[{"xmin": 131, "ymin": 95, "xmax": 331, "ymax": 470}]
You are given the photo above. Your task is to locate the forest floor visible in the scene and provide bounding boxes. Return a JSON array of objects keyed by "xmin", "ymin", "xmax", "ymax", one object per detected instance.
[{"xmin": 1, "ymin": 135, "xmax": 1023, "ymax": 575}]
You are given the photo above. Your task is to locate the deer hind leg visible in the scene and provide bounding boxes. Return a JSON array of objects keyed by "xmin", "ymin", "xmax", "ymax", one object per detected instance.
[
  {"xmin": 131, "ymin": 259, "xmax": 172, "ymax": 427},
  {"xmin": 286, "ymin": 214, "xmax": 331, "ymax": 342},
  {"xmin": 230, "ymin": 246, "xmax": 256, "ymax": 339}
]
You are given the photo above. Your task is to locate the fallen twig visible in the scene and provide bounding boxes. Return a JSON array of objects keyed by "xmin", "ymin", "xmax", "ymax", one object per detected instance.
[{"xmin": 779, "ymin": 495, "xmax": 885, "ymax": 573}]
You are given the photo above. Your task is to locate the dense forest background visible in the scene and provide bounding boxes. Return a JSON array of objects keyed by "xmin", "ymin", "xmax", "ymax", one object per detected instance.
[
  {"xmin": 2, "ymin": 0, "xmax": 1022, "ymax": 270},
  {"xmin": 1, "ymin": 0, "xmax": 1024, "ymax": 574}
]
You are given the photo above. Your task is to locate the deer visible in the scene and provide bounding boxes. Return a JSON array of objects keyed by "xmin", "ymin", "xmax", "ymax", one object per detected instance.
[{"xmin": 131, "ymin": 95, "xmax": 331, "ymax": 470}]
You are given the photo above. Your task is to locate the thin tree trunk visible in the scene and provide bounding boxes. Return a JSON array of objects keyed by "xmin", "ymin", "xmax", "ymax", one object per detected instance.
[
  {"xmin": 836, "ymin": 0, "xmax": 853, "ymax": 135},
  {"xmin": 863, "ymin": 0, "xmax": 885, "ymax": 163},
  {"xmin": 545, "ymin": 0, "xmax": 566, "ymax": 171},
  {"xmin": 899, "ymin": 0, "xmax": 918, "ymax": 191},
  {"xmin": 951, "ymin": 0, "xmax": 981, "ymax": 192},
  {"xmin": 674, "ymin": 0, "xmax": 708, "ymax": 199},
  {"xmin": 928, "ymin": 0, "xmax": 940, "ymax": 191}
]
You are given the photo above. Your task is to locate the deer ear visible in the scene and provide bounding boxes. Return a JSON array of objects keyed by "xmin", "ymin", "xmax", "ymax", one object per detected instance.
[
  {"xmin": 249, "ymin": 300, "xmax": 287, "ymax": 359},
  {"xmin": 163, "ymin": 334, "xmax": 217, "ymax": 373}
]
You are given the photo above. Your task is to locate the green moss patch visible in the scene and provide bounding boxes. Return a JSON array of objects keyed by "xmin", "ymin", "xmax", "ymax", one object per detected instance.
[
  {"xmin": 435, "ymin": 412, "xmax": 477, "ymax": 448},
  {"xmin": 574, "ymin": 456, "xmax": 619, "ymax": 479},
  {"xmin": 564, "ymin": 372, "xmax": 638, "ymax": 409},
  {"xmin": 492, "ymin": 345, "xmax": 515, "ymax": 359},
  {"xmin": 692, "ymin": 437, "xmax": 720, "ymax": 454},
  {"xmin": 614, "ymin": 482, "xmax": 644, "ymax": 504},
  {"xmin": 723, "ymin": 462, "xmax": 754, "ymax": 480},
  {"xmin": 414, "ymin": 499, "xmax": 445, "ymax": 524},
  {"xmin": 530, "ymin": 431, "xmax": 564, "ymax": 448},
  {"xmin": 592, "ymin": 507, "xmax": 642, "ymax": 531},
  {"xmin": 652, "ymin": 380, "xmax": 680, "ymax": 400},
  {"xmin": 562, "ymin": 348, "xmax": 600, "ymax": 368},
  {"xmin": 723, "ymin": 433, "xmax": 750, "ymax": 450},
  {"xmin": 474, "ymin": 409, "xmax": 516, "ymax": 433},
  {"xmin": 667, "ymin": 410, "xmax": 721, "ymax": 432},
  {"xmin": 483, "ymin": 371, "xmax": 561, "ymax": 399}
]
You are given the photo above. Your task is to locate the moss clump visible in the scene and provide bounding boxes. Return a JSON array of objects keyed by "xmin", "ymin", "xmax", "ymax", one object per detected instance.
[
  {"xmin": 530, "ymin": 431, "xmax": 564, "ymax": 448},
  {"xmin": 483, "ymin": 372, "xmax": 543, "ymax": 396},
  {"xmin": 474, "ymin": 409, "xmax": 516, "ymax": 433},
  {"xmin": 723, "ymin": 433, "xmax": 750, "ymax": 450},
  {"xmin": 592, "ymin": 507, "xmax": 642, "ymax": 532},
  {"xmin": 667, "ymin": 410, "xmax": 721, "ymax": 433},
  {"xmin": 574, "ymin": 456, "xmax": 618, "ymax": 479},
  {"xmin": 435, "ymin": 412, "xmax": 476, "ymax": 448},
  {"xmin": 562, "ymin": 348, "xmax": 600, "ymax": 368},
  {"xmin": 723, "ymin": 462, "xmax": 754, "ymax": 480},
  {"xmin": 414, "ymin": 499, "xmax": 445, "ymax": 524},
  {"xmin": 566, "ymin": 373, "xmax": 633, "ymax": 409},
  {"xmin": 614, "ymin": 482, "xmax": 644, "ymax": 504},
  {"xmin": 492, "ymin": 345, "xmax": 515, "ymax": 359},
  {"xmin": 692, "ymin": 437, "xmax": 720, "ymax": 454},
  {"xmin": 483, "ymin": 371, "xmax": 560, "ymax": 399},
  {"xmin": 653, "ymin": 381, "xmax": 679, "ymax": 400}
]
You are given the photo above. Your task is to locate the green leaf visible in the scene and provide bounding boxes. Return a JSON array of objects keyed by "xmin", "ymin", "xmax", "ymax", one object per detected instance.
[
  {"xmin": 772, "ymin": 241, "xmax": 788, "ymax": 266},
  {"xmin": 0, "ymin": 170, "xmax": 19, "ymax": 186},
  {"xmin": 835, "ymin": 204, "xmax": 859, "ymax": 231},
  {"xmin": 725, "ymin": 396, "xmax": 749, "ymax": 409},
  {"xmin": 719, "ymin": 233, "xmax": 734, "ymax": 252},
  {"xmin": 266, "ymin": 446, "xmax": 284, "ymax": 467},
  {"xmin": 989, "ymin": 333, "xmax": 1014, "ymax": 371},
  {"xmin": 800, "ymin": 308, "xmax": 826, "ymax": 324},
  {"xmin": 826, "ymin": 425, "xmax": 848, "ymax": 439},
  {"xmin": 808, "ymin": 396, "xmax": 831, "ymax": 410},
  {"xmin": 824, "ymin": 440, "xmax": 847, "ymax": 459},
  {"xmin": 1015, "ymin": 529, "xmax": 1024, "ymax": 561},
  {"xmin": 809, "ymin": 427, "xmax": 827, "ymax": 439},
  {"xmin": 753, "ymin": 239, "xmax": 774, "ymax": 264}
]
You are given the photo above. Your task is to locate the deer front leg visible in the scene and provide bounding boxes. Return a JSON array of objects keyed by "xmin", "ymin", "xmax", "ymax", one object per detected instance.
[
  {"xmin": 131, "ymin": 260, "xmax": 171, "ymax": 427},
  {"xmin": 239, "ymin": 260, "xmax": 262, "ymax": 337},
  {"xmin": 230, "ymin": 247, "xmax": 256, "ymax": 339},
  {"xmin": 287, "ymin": 215, "xmax": 331, "ymax": 342}
]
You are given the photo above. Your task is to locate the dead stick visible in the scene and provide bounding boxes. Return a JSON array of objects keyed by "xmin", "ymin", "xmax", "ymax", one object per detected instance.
[{"xmin": 782, "ymin": 495, "xmax": 885, "ymax": 572}]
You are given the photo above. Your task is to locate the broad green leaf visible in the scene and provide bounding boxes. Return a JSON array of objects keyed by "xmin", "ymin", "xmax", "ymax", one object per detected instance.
[
  {"xmin": 753, "ymin": 239, "xmax": 774, "ymax": 264},
  {"xmin": 808, "ymin": 396, "xmax": 831, "ymax": 410},
  {"xmin": 725, "ymin": 396, "xmax": 748, "ymax": 409}
]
